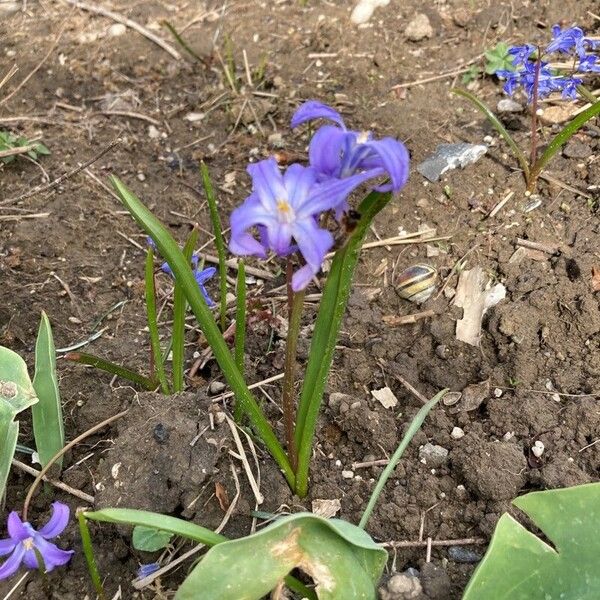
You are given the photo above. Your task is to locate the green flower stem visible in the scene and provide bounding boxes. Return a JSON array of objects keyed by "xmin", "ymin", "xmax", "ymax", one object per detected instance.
[
  {"xmin": 359, "ymin": 390, "xmax": 446, "ymax": 530},
  {"xmin": 233, "ymin": 261, "xmax": 246, "ymax": 422},
  {"xmin": 111, "ymin": 176, "xmax": 295, "ymax": 488},
  {"xmin": 172, "ymin": 228, "xmax": 199, "ymax": 392},
  {"xmin": 145, "ymin": 249, "xmax": 171, "ymax": 394},
  {"xmin": 78, "ymin": 512, "xmax": 106, "ymax": 600},
  {"xmin": 64, "ymin": 352, "xmax": 157, "ymax": 390},
  {"xmin": 528, "ymin": 97, "xmax": 600, "ymax": 192},
  {"xmin": 283, "ymin": 260, "xmax": 305, "ymax": 471},
  {"xmin": 200, "ymin": 162, "xmax": 228, "ymax": 332},
  {"xmin": 451, "ymin": 87, "xmax": 530, "ymax": 180}
]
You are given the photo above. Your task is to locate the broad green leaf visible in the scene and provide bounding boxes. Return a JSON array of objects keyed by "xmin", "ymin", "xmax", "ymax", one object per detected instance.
[
  {"xmin": 176, "ymin": 513, "xmax": 387, "ymax": 600},
  {"xmin": 0, "ymin": 345, "xmax": 38, "ymax": 415},
  {"xmin": 463, "ymin": 483, "xmax": 600, "ymax": 599},
  {"xmin": 32, "ymin": 312, "xmax": 64, "ymax": 468},
  {"xmin": 0, "ymin": 406, "xmax": 18, "ymax": 500},
  {"xmin": 294, "ymin": 191, "xmax": 391, "ymax": 497},
  {"xmin": 110, "ymin": 176, "xmax": 294, "ymax": 487},
  {"xmin": 132, "ymin": 525, "xmax": 174, "ymax": 552}
]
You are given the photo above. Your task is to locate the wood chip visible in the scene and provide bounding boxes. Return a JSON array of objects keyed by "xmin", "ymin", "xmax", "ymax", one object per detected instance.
[
  {"xmin": 311, "ymin": 498, "xmax": 341, "ymax": 518},
  {"xmin": 371, "ymin": 386, "xmax": 398, "ymax": 409}
]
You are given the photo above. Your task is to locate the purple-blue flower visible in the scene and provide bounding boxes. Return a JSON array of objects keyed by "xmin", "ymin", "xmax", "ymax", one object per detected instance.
[
  {"xmin": 508, "ymin": 44, "xmax": 536, "ymax": 67},
  {"xmin": 229, "ymin": 157, "xmax": 380, "ymax": 291},
  {"xmin": 161, "ymin": 256, "xmax": 216, "ymax": 307},
  {"xmin": 291, "ymin": 101, "xmax": 409, "ymax": 199},
  {"xmin": 137, "ymin": 562, "xmax": 160, "ymax": 578},
  {"xmin": 0, "ymin": 503, "xmax": 73, "ymax": 579},
  {"xmin": 546, "ymin": 25, "xmax": 586, "ymax": 56}
]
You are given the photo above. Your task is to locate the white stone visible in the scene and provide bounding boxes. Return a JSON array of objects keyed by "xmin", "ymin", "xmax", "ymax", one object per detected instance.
[
  {"xmin": 371, "ymin": 386, "xmax": 398, "ymax": 409},
  {"xmin": 351, "ymin": 0, "xmax": 390, "ymax": 24},
  {"xmin": 405, "ymin": 13, "xmax": 433, "ymax": 41},
  {"xmin": 108, "ymin": 23, "xmax": 127, "ymax": 37},
  {"xmin": 342, "ymin": 470, "xmax": 354, "ymax": 479},
  {"xmin": 451, "ymin": 427, "xmax": 465, "ymax": 439},
  {"xmin": 209, "ymin": 381, "xmax": 226, "ymax": 395},
  {"xmin": 532, "ymin": 440, "xmax": 545, "ymax": 458}
]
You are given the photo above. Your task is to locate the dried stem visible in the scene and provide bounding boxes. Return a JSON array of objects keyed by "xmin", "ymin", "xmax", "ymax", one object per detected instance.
[{"xmin": 529, "ymin": 49, "xmax": 542, "ymax": 176}]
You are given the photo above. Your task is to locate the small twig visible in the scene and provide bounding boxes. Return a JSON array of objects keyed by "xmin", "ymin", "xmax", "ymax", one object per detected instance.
[
  {"xmin": 11, "ymin": 459, "xmax": 94, "ymax": 504},
  {"xmin": 202, "ymin": 253, "xmax": 274, "ymax": 280},
  {"xmin": 211, "ymin": 373, "xmax": 284, "ymax": 403},
  {"xmin": 487, "ymin": 190, "xmax": 515, "ymax": 218},
  {"xmin": 1, "ymin": 137, "xmax": 120, "ymax": 205},
  {"xmin": 352, "ymin": 458, "xmax": 389, "ymax": 469},
  {"xmin": 382, "ymin": 310, "xmax": 435, "ymax": 326},
  {"xmin": 224, "ymin": 415, "xmax": 264, "ymax": 505},
  {"xmin": 392, "ymin": 372, "xmax": 429, "ymax": 405},
  {"xmin": 0, "ymin": 18, "xmax": 69, "ymax": 106},
  {"xmin": 382, "ymin": 537, "xmax": 485, "ymax": 549},
  {"xmin": 59, "ymin": 0, "xmax": 181, "ymax": 60},
  {"xmin": 1, "ymin": 571, "xmax": 29, "ymax": 600},
  {"xmin": 0, "ymin": 144, "xmax": 39, "ymax": 159},
  {"xmin": 93, "ymin": 110, "xmax": 161, "ymax": 125},
  {"xmin": 0, "ymin": 65, "xmax": 18, "ymax": 94},
  {"xmin": 0, "ymin": 212, "xmax": 50, "ymax": 222},
  {"xmin": 22, "ymin": 410, "xmax": 128, "ymax": 521},
  {"xmin": 515, "ymin": 238, "xmax": 559, "ymax": 255}
]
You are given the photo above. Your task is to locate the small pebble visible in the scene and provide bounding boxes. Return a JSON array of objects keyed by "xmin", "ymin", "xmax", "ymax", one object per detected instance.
[
  {"xmin": 497, "ymin": 98, "xmax": 523, "ymax": 113},
  {"xmin": 532, "ymin": 440, "xmax": 545, "ymax": 458},
  {"xmin": 379, "ymin": 573, "xmax": 422, "ymax": 600},
  {"xmin": 405, "ymin": 13, "xmax": 433, "ymax": 41},
  {"xmin": 342, "ymin": 470, "xmax": 354, "ymax": 479},
  {"xmin": 153, "ymin": 423, "xmax": 169, "ymax": 444},
  {"xmin": 563, "ymin": 140, "xmax": 592, "ymax": 159},
  {"xmin": 108, "ymin": 23, "xmax": 127, "ymax": 37},
  {"xmin": 503, "ymin": 431, "xmax": 514, "ymax": 441},
  {"xmin": 148, "ymin": 125, "xmax": 160, "ymax": 139},
  {"xmin": 419, "ymin": 443, "xmax": 449, "ymax": 466},
  {"xmin": 451, "ymin": 427, "xmax": 465, "ymax": 440},
  {"xmin": 209, "ymin": 381, "xmax": 226, "ymax": 395},
  {"xmin": 448, "ymin": 546, "xmax": 482, "ymax": 564},
  {"xmin": 493, "ymin": 388, "xmax": 503, "ymax": 398}
]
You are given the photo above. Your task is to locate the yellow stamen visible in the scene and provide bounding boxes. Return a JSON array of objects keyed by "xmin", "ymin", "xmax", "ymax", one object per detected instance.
[
  {"xmin": 23, "ymin": 538, "xmax": 34, "ymax": 550},
  {"xmin": 276, "ymin": 199, "xmax": 291, "ymax": 214}
]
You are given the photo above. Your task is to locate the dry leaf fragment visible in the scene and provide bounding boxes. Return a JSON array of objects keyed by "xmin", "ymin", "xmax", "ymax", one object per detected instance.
[
  {"xmin": 371, "ymin": 386, "xmax": 398, "ymax": 409},
  {"xmin": 215, "ymin": 482, "xmax": 230, "ymax": 511},
  {"xmin": 311, "ymin": 498, "xmax": 341, "ymax": 518},
  {"xmin": 453, "ymin": 266, "xmax": 506, "ymax": 347},
  {"xmin": 592, "ymin": 266, "xmax": 600, "ymax": 292}
]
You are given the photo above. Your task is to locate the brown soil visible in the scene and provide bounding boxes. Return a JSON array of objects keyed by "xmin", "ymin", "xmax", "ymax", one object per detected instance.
[{"xmin": 1, "ymin": 1, "xmax": 599, "ymax": 598}]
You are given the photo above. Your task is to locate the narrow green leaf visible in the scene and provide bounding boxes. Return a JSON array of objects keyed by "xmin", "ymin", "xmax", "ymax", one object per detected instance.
[
  {"xmin": 110, "ymin": 176, "xmax": 294, "ymax": 487},
  {"xmin": 132, "ymin": 525, "xmax": 173, "ymax": 552},
  {"xmin": 78, "ymin": 512, "xmax": 106, "ymax": 600},
  {"xmin": 233, "ymin": 260, "xmax": 246, "ymax": 422},
  {"xmin": 451, "ymin": 87, "xmax": 530, "ymax": 179},
  {"xmin": 31, "ymin": 312, "xmax": 64, "ymax": 469},
  {"xmin": 530, "ymin": 98, "xmax": 600, "ymax": 190},
  {"xmin": 359, "ymin": 390, "xmax": 446, "ymax": 529},
  {"xmin": 85, "ymin": 508, "xmax": 227, "ymax": 546},
  {"xmin": 172, "ymin": 228, "xmax": 199, "ymax": 392},
  {"xmin": 64, "ymin": 352, "xmax": 156, "ymax": 390},
  {"xmin": 294, "ymin": 191, "xmax": 391, "ymax": 497},
  {"xmin": 162, "ymin": 20, "xmax": 206, "ymax": 64},
  {"xmin": 200, "ymin": 162, "xmax": 228, "ymax": 331},
  {"xmin": 0, "ymin": 409, "xmax": 18, "ymax": 501},
  {"xmin": 145, "ymin": 249, "xmax": 171, "ymax": 394},
  {"xmin": 176, "ymin": 513, "xmax": 387, "ymax": 600}
]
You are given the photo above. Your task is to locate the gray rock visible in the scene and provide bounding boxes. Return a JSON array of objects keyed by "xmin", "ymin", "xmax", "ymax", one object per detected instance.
[
  {"xmin": 208, "ymin": 381, "xmax": 226, "ymax": 395},
  {"xmin": 419, "ymin": 442, "xmax": 449, "ymax": 466},
  {"xmin": 417, "ymin": 143, "xmax": 487, "ymax": 182},
  {"xmin": 448, "ymin": 545, "xmax": 483, "ymax": 563},
  {"xmin": 497, "ymin": 98, "xmax": 523, "ymax": 113},
  {"xmin": 405, "ymin": 13, "xmax": 433, "ymax": 41},
  {"xmin": 563, "ymin": 140, "xmax": 592, "ymax": 159},
  {"xmin": 379, "ymin": 573, "xmax": 422, "ymax": 599}
]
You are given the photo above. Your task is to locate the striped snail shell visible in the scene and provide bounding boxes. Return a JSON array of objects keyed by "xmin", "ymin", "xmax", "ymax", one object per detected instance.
[{"xmin": 396, "ymin": 264, "xmax": 437, "ymax": 304}]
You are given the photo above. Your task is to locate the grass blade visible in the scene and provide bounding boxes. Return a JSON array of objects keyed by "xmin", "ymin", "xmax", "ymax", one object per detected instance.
[
  {"xmin": 111, "ymin": 176, "xmax": 295, "ymax": 488},
  {"xmin": 233, "ymin": 260, "xmax": 246, "ymax": 421},
  {"xmin": 64, "ymin": 352, "xmax": 157, "ymax": 390},
  {"xmin": 294, "ymin": 191, "xmax": 391, "ymax": 497},
  {"xmin": 172, "ymin": 228, "xmax": 199, "ymax": 392},
  {"xmin": 530, "ymin": 97, "xmax": 600, "ymax": 191},
  {"xmin": 162, "ymin": 20, "xmax": 206, "ymax": 64},
  {"xmin": 200, "ymin": 162, "xmax": 228, "ymax": 331},
  {"xmin": 31, "ymin": 311, "xmax": 64, "ymax": 469},
  {"xmin": 358, "ymin": 390, "xmax": 446, "ymax": 529},
  {"xmin": 78, "ymin": 512, "xmax": 106, "ymax": 600},
  {"xmin": 145, "ymin": 248, "xmax": 171, "ymax": 394},
  {"xmin": 451, "ymin": 87, "xmax": 530, "ymax": 180}
]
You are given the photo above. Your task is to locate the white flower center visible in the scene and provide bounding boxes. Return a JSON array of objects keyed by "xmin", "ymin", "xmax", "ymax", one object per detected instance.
[{"xmin": 23, "ymin": 538, "xmax": 35, "ymax": 550}]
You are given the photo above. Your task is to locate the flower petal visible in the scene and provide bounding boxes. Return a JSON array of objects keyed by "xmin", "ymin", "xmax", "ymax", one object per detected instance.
[
  {"xmin": 229, "ymin": 193, "xmax": 275, "ymax": 258},
  {"xmin": 7, "ymin": 512, "xmax": 29, "ymax": 542},
  {"xmin": 38, "ymin": 503, "xmax": 70, "ymax": 539},
  {"xmin": 291, "ymin": 263, "xmax": 317, "ymax": 292},
  {"xmin": 290, "ymin": 100, "xmax": 346, "ymax": 129},
  {"xmin": 300, "ymin": 167, "xmax": 384, "ymax": 217},
  {"xmin": 31, "ymin": 536, "xmax": 73, "ymax": 572},
  {"xmin": 307, "ymin": 126, "xmax": 349, "ymax": 178},
  {"xmin": 229, "ymin": 233, "xmax": 267, "ymax": 258},
  {"xmin": 293, "ymin": 219, "xmax": 333, "ymax": 270},
  {"xmin": 247, "ymin": 158, "xmax": 287, "ymax": 210},
  {"xmin": 266, "ymin": 222, "xmax": 293, "ymax": 256},
  {"xmin": 283, "ymin": 163, "xmax": 318, "ymax": 210},
  {"xmin": 0, "ymin": 538, "xmax": 16, "ymax": 557},
  {"xmin": 359, "ymin": 137, "xmax": 410, "ymax": 192},
  {"xmin": 0, "ymin": 544, "xmax": 25, "ymax": 580},
  {"xmin": 194, "ymin": 267, "xmax": 216, "ymax": 285},
  {"xmin": 197, "ymin": 284, "xmax": 215, "ymax": 308}
]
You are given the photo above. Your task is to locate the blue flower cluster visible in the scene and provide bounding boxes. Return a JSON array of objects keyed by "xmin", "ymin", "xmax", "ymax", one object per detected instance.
[
  {"xmin": 229, "ymin": 101, "xmax": 409, "ymax": 290},
  {"xmin": 495, "ymin": 25, "xmax": 600, "ymax": 102}
]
